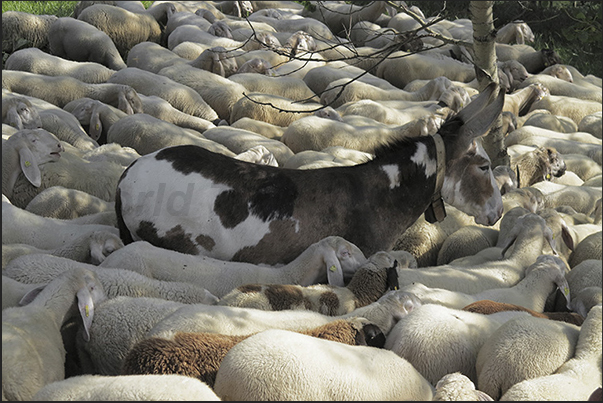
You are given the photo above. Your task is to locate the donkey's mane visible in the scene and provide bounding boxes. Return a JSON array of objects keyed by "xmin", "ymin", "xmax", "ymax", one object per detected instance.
[{"xmin": 372, "ymin": 114, "xmax": 464, "ymax": 159}]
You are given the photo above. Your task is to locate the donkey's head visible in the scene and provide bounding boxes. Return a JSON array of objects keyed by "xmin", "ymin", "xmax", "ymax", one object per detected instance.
[{"xmin": 440, "ymin": 82, "xmax": 505, "ymax": 226}]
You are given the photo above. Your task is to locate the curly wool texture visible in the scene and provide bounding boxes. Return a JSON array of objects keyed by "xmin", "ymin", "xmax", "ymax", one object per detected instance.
[
  {"xmin": 2, "ymin": 11, "xmax": 57, "ymax": 52},
  {"xmin": 5, "ymin": 48, "xmax": 116, "ymax": 84},
  {"xmin": 76, "ymin": 4, "xmax": 162, "ymax": 58},
  {"xmin": 121, "ymin": 318, "xmax": 374, "ymax": 387}
]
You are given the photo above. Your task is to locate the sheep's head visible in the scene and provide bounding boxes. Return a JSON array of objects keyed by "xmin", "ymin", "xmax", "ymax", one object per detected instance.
[
  {"xmin": 208, "ymin": 20, "xmax": 233, "ymax": 39},
  {"xmin": 4, "ymin": 98, "xmax": 42, "ymax": 130},
  {"xmin": 4, "ymin": 128, "xmax": 64, "ymax": 197},
  {"xmin": 541, "ymin": 146, "xmax": 566, "ymax": 180}
]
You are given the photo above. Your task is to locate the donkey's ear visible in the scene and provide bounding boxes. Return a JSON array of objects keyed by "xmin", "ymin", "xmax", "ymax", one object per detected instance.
[{"xmin": 458, "ymin": 82, "xmax": 505, "ymax": 140}]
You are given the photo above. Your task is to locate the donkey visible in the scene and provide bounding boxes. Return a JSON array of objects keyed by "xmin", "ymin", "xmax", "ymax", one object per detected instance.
[{"xmin": 115, "ymin": 82, "xmax": 505, "ymax": 277}]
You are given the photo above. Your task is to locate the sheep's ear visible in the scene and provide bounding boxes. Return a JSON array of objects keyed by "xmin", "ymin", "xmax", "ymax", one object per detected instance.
[
  {"xmin": 560, "ymin": 221, "xmax": 575, "ymax": 251},
  {"xmin": 386, "ymin": 260, "xmax": 399, "ymax": 291},
  {"xmin": 6, "ymin": 106, "xmax": 24, "ymax": 129},
  {"xmin": 19, "ymin": 285, "xmax": 46, "ymax": 305},
  {"xmin": 476, "ymin": 390, "xmax": 495, "ymax": 401},
  {"xmin": 19, "ymin": 147, "xmax": 42, "ymax": 187},
  {"xmin": 556, "ymin": 276, "xmax": 572, "ymax": 310},
  {"xmin": 324, "ymin": 249, "xmax": 345, "ymax": 287},
  {"xmin": 211, "ymin": 53, "xmax": 226, "ymax": 77},
  {"xmin": 543, "ymin": 225, "xmax": 558, "ymax": 255},
  {"xmin": 88, "ymin": 107, "xmax": 103, "ymax": 141},
  {"xmin": 77, "ymin": 287, "xmax": 96, "ymax": 342},
  {"xmin": 117, "ymin": 91, "xmax": 134, "ymax": 115}
]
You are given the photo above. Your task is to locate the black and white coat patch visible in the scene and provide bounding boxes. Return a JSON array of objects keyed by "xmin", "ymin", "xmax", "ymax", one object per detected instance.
[{"xmin": 115, "ymin": 83, "xmax": 504, "ymax": 265}]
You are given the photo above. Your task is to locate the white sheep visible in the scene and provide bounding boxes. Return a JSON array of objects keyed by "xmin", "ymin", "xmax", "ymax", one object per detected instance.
[
  {"xmin": 2, "ymin": 229, "xmax": 123, "ymax": 267},
  {"xmin": 164, "ymin": 8, "xmax": 212, "ymax": 37},
  {"xmin": 37, "ymin": 108, "xmax": 100, "ymax": 151},
  {"xmin": 200, "ymin": 125, "xmax": 294, "ymax": 166},
  {"xmin": 122, "ymin": 317, "xmax": 386, "ymax": 388},
  {"xmin": 2, "ymin": 128, "xmax": 64, "ymax": 202},
  {"xmin": 532, "ymin": 181, "xmax": 602, "ymax": 215},
  {"xmin": 2, "ymin": 267, "xmax": 106, "ymax": 401},
  {"xmin": 433, "ymin": 372, "xmax": 494, "ymax": 401},
  {"xmin": 4, "ymin": 253, "xmax": 220, "ymax": 306},
  {"xmin": 76, "ymin": 289, "xmax": 421, "ymax": 376},
  {"xmin": 217, "ymin": 250, "xmax": 416, "ymax": 314},
  {"xmin": 234, "ymin": 144, "xmax": 278, "ymax": 166},
  {"xmin": 25, "ymin": 186, "xmax": 113, "ymax": 220},
  {"xmin": 281, "ymin": 114, "xmax": 441, "ymax": 153},
  {"xmin": 2, "ymin": 70, "xmax": 143, "ymax": 114},
  {"xmin": 395, "ymin": 212, "xmax": 558, "ymax": 293},
  {"xmin": 436, "ymin": 225, "xmax": 500, "ymax": 265},
  {"xmin": 157, "ymin": 62, "xmax": 247, "ymax": 121},
  {"xmin": 106, "ymin": 113, "xmax": 235, "ymax": 156},
  {"xmin": 11, "ymin": 137, "xmax": 125, "ymax": 208},
  {"xmin": 519, "ymin": 109, "xmax": 578, "ymax": 133},
  {"xmin": 518, "ymin": 73, "xmax": 602, "ymax": 103},
  {"xmin": 230, "ymin": 116, "xmax": 285, "ymax": 140},
  {"xmin": 74, "ymin": 296, "xmax": 187, "ymax": 375},
  {"xmin": 3, "ymin": 195, "xmax": 119, "ymax": 251},
  {"xmin": 506, "ymin": 125, "xmax": 602, "ymax": 148},
  {"xmin": 228, "ymin": 72, "xmax": 319, "ymax": 103},
  {"xmin": 107, "ymin": 67, "xmax": 220, "ymax": 122},
  {"xmin": 321, "ymin": 75, "xmax": 465, "ymax": 108},
  {"xmin": 2, "ymin": 11, "xmax": 57, "ymax": 53},
  {"xmin": 502, "ymin": 83, "xmax": 550, "ymax": 116},
  {"xmin": 495, "ymin": 44, "xmax": 562, "ymax": 74},
  {"xmin": 476, "ymin": 313, "xmax": 582, "ymax": 400},
  {"xmin": 2, "ymin": 92, "xmax": 43, "ymax": 130},
  {"xmin": 229, "ymin": 92, "xmax": 323, "ymax": 126},
  {"xmin": 47, "ymin": 16, "xmax": 127, "ymax": 70},
  {"xmin": 2, "ymin": 275, "xmax": 44, "ymax": 310},
  {"xmin": 283, "ymin": 146, "xmax": 373, "ymax": 170},
  {"xmin": 99, "ymin": 236, "xmax": 367, "ymax": 297},
  {"xmin": 500, "ymin": 304, "xmax": 602, "ymax": 401},
  {"xmin": 303, "ymin": 62, "xmax": 400, "ymax": 97},
  {"xmin": 557, "ymin": 259, "xmax": 602, "ymax": 314},
  {"xmin": 166, "ymin": 23, "xmax": 242, "ymax": 51},
  {"xmin": 495, "ymin": 20, "xmax": 535, "ymax": 44},
  {"xmin": 556, "ymin": 153, "xmax": 602, "ymax": 182},
  {"xmin": 31, "ymin": 374, "xmax": 221, "ymax": 401},
  {"xmin": 384, "ymin": 303, "xmax": 531, "ymax": 385},
  {"xmin": 400, "ymin": 254, "xmax": 571, "ymax": 312},
  {"xmin": 63, "ymin": 97, "xmax": 128, "ymax": 145},
  {"xmin": 528, "ymin": 94, "xmax": 602, "ymax": 126},
  {"xmin": 301, "ymin": 0, "xmax": 386, "ymax": 37},
  {"xmin": 138, "ymin": 94, "xmax": 217, "ymax": 134},
  {"xmin": 76, "ymin": 4, "xmax": 163, "ymax": 58},
  {"xmin": 213, "ymin": 328, "xmax": 435, "ymax": 401},
  {"xmin": 5, "ymin": 47, "xmax": 117, "ymax": 84},
  {"xmin": 578, "ymin": 111, "xmax": 602, "ymax": 139},
  {"xmin": 126, "ymin": 41, "xmax": 206, "ymax": 74}
]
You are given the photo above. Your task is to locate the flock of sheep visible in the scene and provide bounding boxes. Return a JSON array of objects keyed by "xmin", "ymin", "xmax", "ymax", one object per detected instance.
[{"xmin": 2, "ymin": 0, "xmax": 602, "ymax": 401}]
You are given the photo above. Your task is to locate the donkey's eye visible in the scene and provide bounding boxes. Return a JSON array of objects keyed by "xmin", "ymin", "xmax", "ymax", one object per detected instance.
[{"xmin": 479, "ymin": 165, "xmax": 489, "ymax": 172}]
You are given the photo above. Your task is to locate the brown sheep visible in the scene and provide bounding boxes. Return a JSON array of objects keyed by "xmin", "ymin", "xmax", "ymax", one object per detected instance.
[
  {"xmin": 462, "ymin": 300, "xmax": 585, "ymax": 326},
  {"xmin": 511, "ymin": 146, "xmax": 566, "ymax": 187},
  {"xmin": 121, "ymin": 317, "xmax": 385, "ymax": 388}
]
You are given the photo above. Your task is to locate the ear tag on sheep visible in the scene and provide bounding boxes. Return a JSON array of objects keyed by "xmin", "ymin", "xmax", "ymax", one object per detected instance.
[
  {"xmin": 85, "ymin": 304, "xmax": 90, "ymax": 317},
  {"xmin": 24, "ymin": 160, "xmax": 31, "ymax": 167},
  {"xmin": 329, "ymin": 265, "xmax": 337, "ymax": 272},
  {"xmin": 546, "ymin": 173, "xmax": 551, "ymax": 180}
]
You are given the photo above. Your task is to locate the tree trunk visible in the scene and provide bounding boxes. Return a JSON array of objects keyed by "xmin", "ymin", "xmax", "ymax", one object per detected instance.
[{"xmin": 470, "ymin": 1, "xmax": 509, "ymax": 167}]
